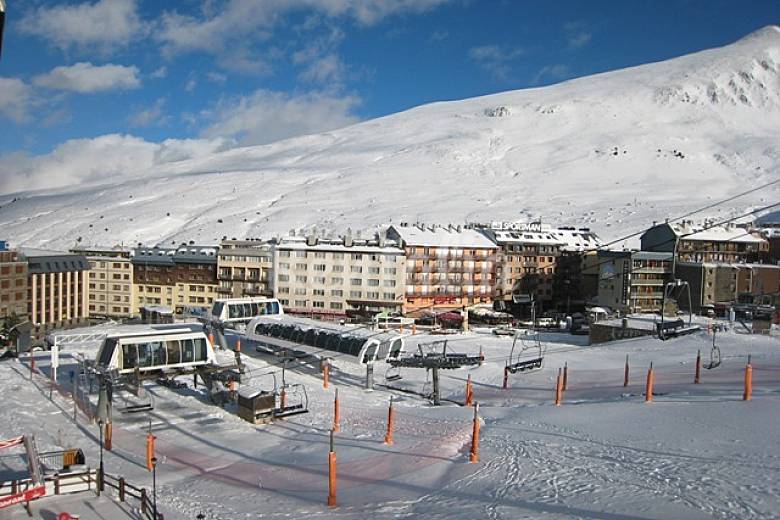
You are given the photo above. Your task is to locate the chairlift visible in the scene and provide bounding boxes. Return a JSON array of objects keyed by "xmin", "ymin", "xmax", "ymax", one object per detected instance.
[
  {"xmin": 274, "ymin": 382, "xmax": 309, "ymax": 418},
  {"xmin": 505, "ymin": 330, "xmax": 545, "ymax": 374},
  {"xmin": 384, "ymin": 365, "xmax": 403, "ymax": 382},
  {"xmin": 703, "ymin": 327, "xmax": 722, "ymax": 370}
]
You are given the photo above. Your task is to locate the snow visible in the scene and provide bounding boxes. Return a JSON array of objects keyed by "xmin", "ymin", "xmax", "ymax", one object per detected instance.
[
  {"xmin": 2, "ymin": 28, "xmax": 780, "ymax": 250},
  {"xmin": 2, "ymin": 321, "xmax": 779, "ymax": 519},
  {"xmin": 389, "ymin": 224, "xmax": 498, "ymax": 249}
]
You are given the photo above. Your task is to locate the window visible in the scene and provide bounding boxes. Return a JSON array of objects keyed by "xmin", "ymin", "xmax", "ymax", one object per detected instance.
[
  {"xmin": 351, "ymin": 253, "xmax": 362, "ymax": 260},
  {"xmin": 278, "ymin": 274, "xmax": 289, "ymax": 282},
  {"xmin": 314, "ymin": 276, "xmax": 326, "ymax": 284},
  {"xmin": 279, "ymin": 262, "xmax": 290, "ymax": 270},
  {"xmin": 279, "ymin": 251, "xmax": 291, "ymax": 258},
  {"xmin": 294, "ymin": 288, "xmax": 307, "ymax": 295},
  {"xmin": 295, "ymin": 300, "xmax": 307, "ymax": 307},
  {"xmin": 367, "ymin": 279, "xmax": 380, "ymax": 286},
  {"xmin": 295, "ymin": 275, "xmax": 307, "ymax": 283},
  {"xmin": 383, "ymin": 292, "xmax": 396, "ymax": 300},
  {"xmin": 331, "ymin": 289, "xmax": 343, "ymax": 297},
  {"xmin": 331, "ymin": 277, "xmax": 344, "ymax": 284},
  {"xmin": 350, "ymin": 278, "xmax": 362, "ymax": 286},
  {"xmin": 278, "ymin": 287, "xmax": 290, "ymax": 294},
  {"xmin": 351, "ymin": 266, "xmax": 362, "ymax": 273},
  {"xmin": 312, "ymin": 301, "xmax": 325, "ymax": 308},
  {"xmin": 313, "ymin": 288, "xmax": 325, "ymax": 296},
  {"xmin": 296, "ymin": 251, "xmax": 306, "ymax": 258},
  {"xmin": 368, "ymin": 267, "xmax": 380, "ymax": 274},
  {"xmin": 349, "ymin": 290, "xmax": 362, "ymax": 298},
  {"xmin": 333, "ymin": 253, "xmax": 344, "ymax": 260},
  {"xmin": 314, "ymin": 264, "xmax": 326, "ymax": 271},
  {"xmin": 315, "ymin": 252, "xmax": 326, "ymax": 258},
  {"xmin": 330, "ymin": 302, "xmax": 343, "ymax": 310},
  {"xmin": 367, "ymin": 292, "xmax": 380, "ymax": 299},
  {"xmin": 333, "ymin": 265, "xmax": 344, "ymax": 272},
  {"xmin": 295, "ymin": 263, "xmax": 307, "ymax": 270}
]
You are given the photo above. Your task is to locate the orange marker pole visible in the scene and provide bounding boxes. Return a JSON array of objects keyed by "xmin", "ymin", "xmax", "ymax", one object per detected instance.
[
  {"xmin": 694, "ymin": 350, "xmax": 701, "ymax": 384},
  {"xmin": 555, "ymin": 368, "xmax": 563, "ymax": 406},
  {"xmin": 384, "ymin": 397, "xmax": 395, "ymax": 445},
  {"xmin": 333, "ymin": 388, "xmax": 340, "ymax": 432},
  {"xmin": 280, "ymin": 387, "xmax": 287, "ymax": 410},
  {"xmin": 208, "ymin": 333, "xmax": 215, "ymax": 348},
  {"xmin": 562, "ymin": 362, "xmax": 569, "ymax": 392},
  {"xmin": 743, "ymin": 355, "xmax": 752, "ymax": 401},
  {"xmin": 623, "ymin": 354, "xmax": 629, "ymax": 387},
  {"xmin": 645, "ymin": 362, "xmax": 654, "ymax": 403},
  {"xmin": 469, "ymin": 402, "xmax": 480, "ymax": 463},
  {"xmin": 502, "ymin": 366, "xmax": 509, "ymax": 390},
  {"xmin": 30, "ymin": 351, "xmax": 35, "ymax": 380},
  {"xmin": 412, "ymin": 323, "xmax": 417, "ymax": 335},
  {"xmin": 479, "ymin": 346, "xmax": 484, "ymax": 365},
  {"xmin": 465, "ymin": 374, "xmax": 473, "ymax": 406},
  {"xmin": 105, "ymin": 422, "xmax": 113, "ymax": 452},
  {"xmin": 145, "ymin": 433, "xmax": 156, "ymax": 471},
  {"xmin": 327, "ymin": 430, "xmax": 337, "ymax": 507},
  {"xmin": 236, "ymin": 339, "xmax": 241, "ymax": 352},
  {"xmin": 323, "ymin": 362, "xmax": 330, "ymax": 389}
]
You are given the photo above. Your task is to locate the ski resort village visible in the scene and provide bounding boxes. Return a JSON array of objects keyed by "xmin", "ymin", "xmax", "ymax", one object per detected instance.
[{"xmin": 1, "ymin": 3, "xmax": 780, "ymax": 520}]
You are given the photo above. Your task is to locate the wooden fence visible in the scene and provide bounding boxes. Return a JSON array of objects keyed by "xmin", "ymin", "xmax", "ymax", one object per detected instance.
[{"xmin": 0, "ymin": 468, "xmax": 163, "ymax": 520}]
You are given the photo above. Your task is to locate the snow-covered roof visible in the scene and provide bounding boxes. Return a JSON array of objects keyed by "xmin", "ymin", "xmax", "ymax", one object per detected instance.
[
  {"xmin": 490, "ymin": 230, "xmax": 566, "ymax": 246},
  {"xmin": 276, "ymin": 236, "xmax": 404, "ymax": 254},
  {"xmin": 389, "ymin": 225, "xmax": 498, "ymax": 249},
  {"xmin": 672, "ymin": 223, "xmax": 766, "ymax": 244},
  {"xmin": 548, "ymin": 228, "xmax": 603, "ymax": 252}
]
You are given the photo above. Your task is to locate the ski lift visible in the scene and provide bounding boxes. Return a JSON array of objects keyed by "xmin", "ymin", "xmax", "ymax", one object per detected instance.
[
  {"xmin": 703, "ymin": 327, "xmax": 722, "ymax": 370},
  {"xmin": 274, "ymin": 382, "xmax": 309, "ymax": 418},
  {"xmin": 384, "ymin": 365, "xmax": 403, "ymax": 382},
  {"xmin": 505, "ymin": 330, "xmax": 545, "ymax": 374}
]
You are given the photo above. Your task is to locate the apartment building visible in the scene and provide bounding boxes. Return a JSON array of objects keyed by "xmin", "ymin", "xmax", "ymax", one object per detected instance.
[
  {"xmin": 273, "ymin": 234, "xmax": 405, "ymax": 318},
  {"xmin": 217, "ymin": 239, "xmax": 274, "ymax": 298},
  {"xmin": 386, "ymin": 223, "xmax": 498, "ymax": 314},
  {"xmin": 132, "ymin": 245, "xmax": 218, "ymax": 314},
  {"xmin": 596, "ymin": 251, "xmax": 674, "ymax": 314},
  {"xmin": 476, "ymin": 222, "xmax": 602, "ymax": 314},
  {"xmin": 641, "ymin": 220, "xmax": 768, "ymax": 263},
  {"xmin": 71, "ymin": 246, "xmax": 134, "ymax": 318},
  {"xmin": 20, "ymin": 249, "xmax": 91, "ymax": 340},
  {"xmin": 0, "ymin": 247, "xmax": 27, "ymax": 319},
  {"xmin": 676, "ymin": 262, "xmax": 780, "ymax": 312}
]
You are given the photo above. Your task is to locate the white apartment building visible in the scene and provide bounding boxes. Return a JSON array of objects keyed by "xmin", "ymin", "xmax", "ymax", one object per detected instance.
[{"xmin": 273, "ymin": 234, "xmax": 406, "ymax": 319}]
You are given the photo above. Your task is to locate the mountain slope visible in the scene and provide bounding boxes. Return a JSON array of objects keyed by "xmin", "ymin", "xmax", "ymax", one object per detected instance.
[{"xmin": 2, "ymin": 26, "xmax": 779, "ymax": 249}]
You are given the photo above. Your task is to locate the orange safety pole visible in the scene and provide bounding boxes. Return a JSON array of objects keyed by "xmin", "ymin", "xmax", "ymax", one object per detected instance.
[
  {"xmin": 280, "ymin": 387, "xmax": 287, "ymax": 410},
  {"xmin": 208, "ymin": 333, "xmax": 215, "ymax": 348},
  {"xmin": 333, "ymin": 388, "xmax": 340, "ymax": 432},
  {"xmin": 327, "ymin": 430, "xmax": 337, "ymax": 507},
  {"xmin": 502, "ymin": 366, "xmax": 509, "ymax": 390},
  {"xmin": 323, "ymin": 362, "xmax": 330, "ymax": 389},
  {"xmin": 743, "ymin": 355, "xmax": 752, "ymax": 401},
  {"xmin": 623, "ymin": 354, "xmax": 629, "ymax": 387},
  {"xmin": 469, "ymin": 402, "xmax": 480, "ymax": 463},
  {"xmin": 645, "ymin": 362, "xmax": 654, "ymax": 403},
  {"xmin": 555, "ymin": 368, "xmax": 563, "ymax": 406},
  {"xmin": 383, "ymin": 397, "xmax": 395, "ymax": 445},
  {"xmin": 562, "ymin": 362, "xmax": 569, "ymax": 392},
  {"xmin": 105, "ymin": 422, "xmax": 113, "ymax": 452},
  {"xmin": 479, "ymin": 346, "xmax": 484, "ymax": 365},
  {"xmin": 694, "ymin": 349, "xmax": 701, "ymax": 384},
  {"xmin": 412, "ymin": 323, "xmax": 417, "ymax": 335},
  {"xmin": 236, "ymin": 339, "xmax": 241, "ymax": 352},
  {"xmin": 465, "ymin": 374, "xmax": 473, "ymax": 406},
  {"xmin": 145, "ymin": 433, "xmax": 156, "ymax": 471},
  {"xmin": 30, "ymin": 351, "xmax": 35, "ymax": 380}
]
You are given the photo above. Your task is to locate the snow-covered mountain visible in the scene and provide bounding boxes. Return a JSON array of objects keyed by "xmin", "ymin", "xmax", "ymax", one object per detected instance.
[{"xmin": 2, "ymin": 26, "xmax": 780, "ymax": 249}]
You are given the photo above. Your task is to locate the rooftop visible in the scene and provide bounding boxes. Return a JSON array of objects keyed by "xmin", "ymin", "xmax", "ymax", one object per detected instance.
[{"xmin": 389, "ymin": 224, "xmax": 498, "ymax": 249}]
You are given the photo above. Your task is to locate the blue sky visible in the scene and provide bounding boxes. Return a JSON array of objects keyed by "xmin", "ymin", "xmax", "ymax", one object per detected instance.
[{"xmin": 0, "ymin": 0, "xmax": 778, "ymax": 193}]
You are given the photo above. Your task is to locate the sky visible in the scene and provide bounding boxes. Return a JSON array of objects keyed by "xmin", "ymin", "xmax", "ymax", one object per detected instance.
[{"xmin": 0, "ymin": 0, "xmax": 778, "ymax": 194}]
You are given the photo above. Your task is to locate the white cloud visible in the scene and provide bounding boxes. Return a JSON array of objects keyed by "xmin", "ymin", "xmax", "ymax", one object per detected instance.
[
  {"xmin": 128, "ymin": 98, "xmax": 168, "ymax": 127},
  {"xmin": 532, "ymin": 64, "xmax": 571, "ymax": 85},
  {"xmin": 19, "ymin": 0, "xmax": 145, "ymax": 54},
  {"xmin": 0, "ymin": 134, "xmax": 231, "ymax": 194},
  {"xmin": 33, "ymin": 62, "xmax": 141, "ymax": 93},
  {"xmin": 564, "ymin": 21, "xmax": 592, "ymax": 49},
  {"xmin": 468, "ymin": 45, "xmax": 523, "ymax": 80},
  {"xmin": 0, "ymin": 77, "xmax": 33, "ymax": 123},
  {"xmin": 150, "ymin": 66, "xmax": 168, "ymax": 79},
  {"xmin": 206, "ymin": 72, "xmax": 227, "ymax": 84},
  {"xmin": 201, "ymin": 89, "xmax": 361, "ymax": 146},
  {"xmin": 299, "ymin": 54, "xmax": 347, "ymax": 85}
]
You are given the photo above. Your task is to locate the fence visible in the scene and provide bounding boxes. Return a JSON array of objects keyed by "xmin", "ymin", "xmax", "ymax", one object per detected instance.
[{"xmin": 0, "ymin": 468, "xmax": 162, "ymax": 520}]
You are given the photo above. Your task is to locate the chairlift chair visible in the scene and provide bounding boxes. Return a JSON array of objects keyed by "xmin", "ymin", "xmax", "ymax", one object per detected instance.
[
  {"xmin": 384, "ymin": 365, "xmax": 403, "ymax": 382},
  {"xmin": 703, "ymin": 328, "xmax": 722, "ymax": 370},
  {"xmin": 273, "ymin": 383, "xmax": 309, "ymax": 418},
  {"xmin": 505, "ymin": 330, "xmax": 545, "ymax": 374}
]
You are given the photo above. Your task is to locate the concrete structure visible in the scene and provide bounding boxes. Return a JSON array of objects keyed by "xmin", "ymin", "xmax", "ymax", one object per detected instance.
[
  {"xmin": 0, "ymin": 248, "xmax": 27, "ymax": 320},
  {"xmin": 71, "ymin": 246, "xmax": 134, "ymax": 318},
  {"xmin": 387, "ymin": 223, "xmax": 498, "ymax": 314},
  {"xmin": 132, "ymin": 245, "xmax": 218, "ymax": 314},
  {"xmin": 273, "ymin": 233, "xmax": 405, "ymax": 318},
  {"xmin": 20, "ymin": 249, "xmax": 91, "ymax": 341},
  {"xmin": 217, "ymin": 239, "xmax": 274, "ymax": 298},
  {"xmin": 597, "ymin": 251, "xmax": 673, "ymax": 314},
  {"xmin": 641, "ymin": 220, "xmax": 768, "ymax": 263}
]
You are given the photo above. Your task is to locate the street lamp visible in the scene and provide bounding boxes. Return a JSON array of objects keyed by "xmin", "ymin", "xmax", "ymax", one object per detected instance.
[{"xmin": 151, "ymin": 456, "xmax": 158, "ymax": 519}]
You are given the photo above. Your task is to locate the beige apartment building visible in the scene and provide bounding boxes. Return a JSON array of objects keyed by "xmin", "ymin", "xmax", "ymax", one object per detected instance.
[
  {"xmin": 71, "ymin": 246, "xmax": 134, "ymax": 318},
  {"xmin": 217, "ymin": 239, "xmax": 274, "ymax": 298},
  {"xmin": 597, "ymin": 251, "xmax": 674, "ymax": 314},
  {"xmin": 20, "ymin": 249, "xmax": 91, "ymax": 341},
  {"xmin": 273, "ymin": 234, "xmax": 406, "ymax": 318},
  {"xmin": 386, "ymin": 223, "xmax": 499, "ymax": 314}
]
